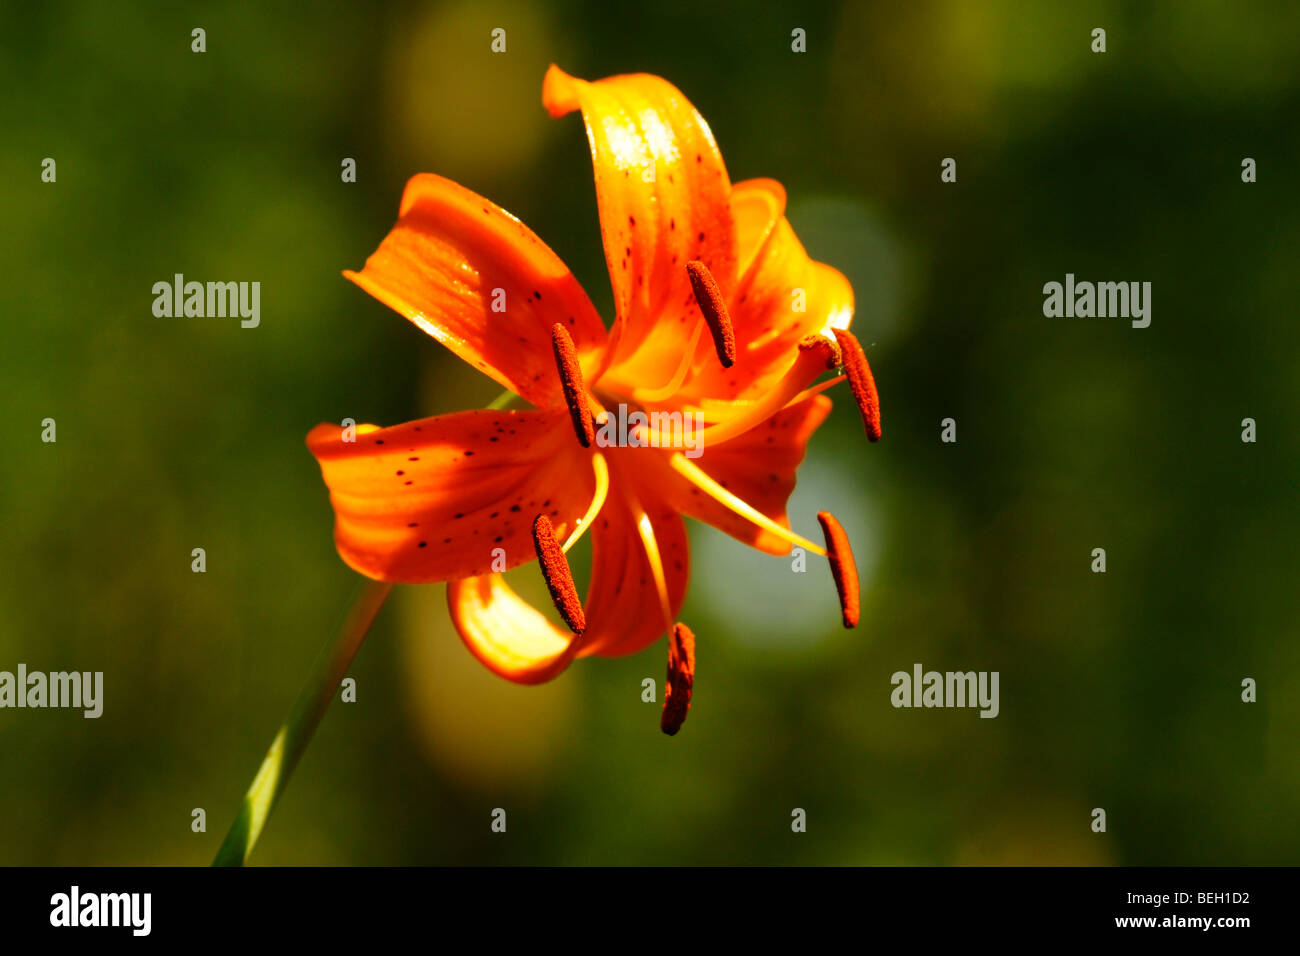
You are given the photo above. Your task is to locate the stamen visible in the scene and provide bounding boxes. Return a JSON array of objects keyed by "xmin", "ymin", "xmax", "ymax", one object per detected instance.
[
  {"xmin": 686, "ymin": 260, "xmax": 736, "ymax": 368},
  {"xmin": 669, "ymin": 453, "xmax": 827, "ymax": 557},
  {"xmin": 551, "ymin": 323, "xmax": 595, "ymax": 447},
  {"xmin": 831, "ymin": 328, "xmax": 881, "ymax": 442},
  {"xmin": 560, "ymin": 452, "xmax": 610, "ymax": 553},
  {"xmin": 532, "ymin": 513, "xmax": 586, "ymax": 634},
  {"xmin": 660, "ymin": 622, "xmax": 696, "ymax": 736},
  {"xmin": 817, "ymin": 511, "xmax": 860, "ymax": 628}
]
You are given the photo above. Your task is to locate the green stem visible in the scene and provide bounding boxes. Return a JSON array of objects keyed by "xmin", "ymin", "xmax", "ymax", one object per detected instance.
[
  {"xmin": 212, "ymin": 578, "xmax": 393, "ymax": 866},
  {"xmin": 486, "ymin": 388, "xmax": 520, "ymax": 410}
]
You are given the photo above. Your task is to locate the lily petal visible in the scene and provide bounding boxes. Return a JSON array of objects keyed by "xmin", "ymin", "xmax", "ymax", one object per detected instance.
[
  {"xmin": 447, "ymin": 574, "xmax": 584, "ymax": 684},
  {"xmin": 731, "ymin": 178, "xmax": 786, "ymax": 276},
  {"xmin": 543, "ymin": 64, "xmax": 736, "ymax": 388},
  {"xmin": 307, "ymin": 410, "xmax": 594, "ymax": 583},
  {"xmin": 344, "ymin": 173, "xmax": 608, "ymax": 409},
  {"xmin": 653, "ymin": 394, "xmax": 832, "ymax": 555}
]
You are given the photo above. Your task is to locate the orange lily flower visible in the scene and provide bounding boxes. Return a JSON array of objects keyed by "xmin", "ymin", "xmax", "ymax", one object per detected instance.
[{"xmin": 307, "ymin": 66, "xmax": 880, "ymax": 733}]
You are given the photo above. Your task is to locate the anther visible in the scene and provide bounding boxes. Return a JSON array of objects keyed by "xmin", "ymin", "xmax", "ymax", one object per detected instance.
[
  {"xmin": 660, "ymin": 622, "xmax": 696, "ymax": 736},
  {"xmin": 831, "ymin": 328, "xmax": 881, "ymax": 442},
  {"xmin": 686, "ymin": 261, "xmax": 736, "ymax": 368},
  {"xmin": 551, "ymin": 323, "xmax": 594, "ymax": 447},
  {"xmin": 532, "ymin": 514, "xmax": 586, "ymax": 634},
  {"xmin": 817, "ymin": 511, "xmax": 860, "ymax": 628}
]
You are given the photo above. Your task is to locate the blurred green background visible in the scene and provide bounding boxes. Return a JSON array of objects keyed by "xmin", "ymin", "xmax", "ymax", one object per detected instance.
[{"xmin": 2, "ymin": 0, "xmax": 1297, "ymax": 865}]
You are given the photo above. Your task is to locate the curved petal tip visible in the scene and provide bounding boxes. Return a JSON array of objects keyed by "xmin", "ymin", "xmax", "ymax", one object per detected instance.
[{"xmin": 542, "ymin": 63, "xmax": 580, "ymax": 118}]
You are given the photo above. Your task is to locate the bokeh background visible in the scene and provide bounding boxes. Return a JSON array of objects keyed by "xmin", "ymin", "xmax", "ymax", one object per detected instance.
[{"xmin": 2, "ymin": 0, "xmax": 1297, "ymax": 865}]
